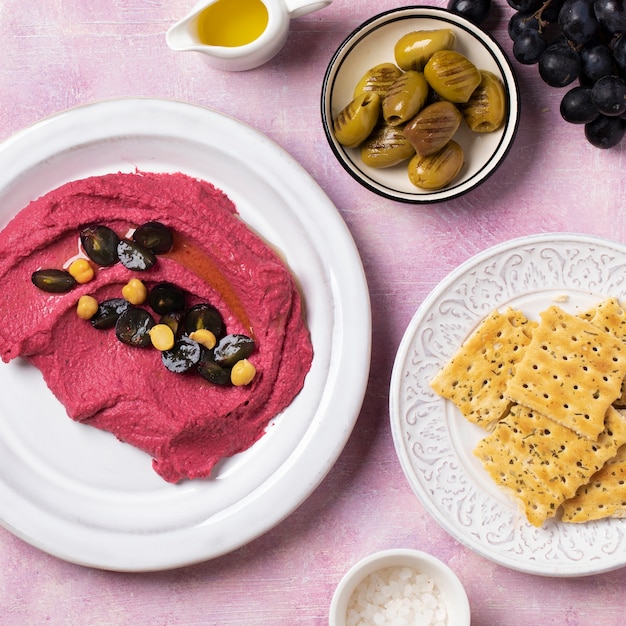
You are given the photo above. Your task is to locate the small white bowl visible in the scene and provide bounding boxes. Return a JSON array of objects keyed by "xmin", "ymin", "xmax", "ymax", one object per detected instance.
[
  {"xmin": 329, "ymin": 548, "xmax": 470, "ymax": 626},
  {"xmin": 321, "ymin": 7, "xmax": 520, "ymax": 203}
]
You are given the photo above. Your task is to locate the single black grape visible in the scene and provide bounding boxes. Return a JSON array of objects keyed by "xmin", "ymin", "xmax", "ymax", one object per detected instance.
[
  {"xmin": 508, "ymin": 11, "xmax": 541, "ymax": 40},
  {"xmin": 560, "ymin": 85, "xmax": 600, "ymax": 122},
  {"xmin": 591, "ymin": 74, "xmax": 626, "ymax": 114},
  {"xmin": 507, "ymin": 0, "xmax": 543, "ymax": 11},
  {"xmin": 539, "ymin": 43, "xmax": 581, "ymax": 86},
  {"xmin": 559, "ymin": 0, "xmax": 602, "ymax": 44},
  {"xmin": 594, "ymin": 0, "xmax": 626, "ymax": 34},
  {"xmin": 447, "ymin": 0, "xmax": 492, "ymax": 24},
  {"xmin": 580, "ymin": 43, "xmax": 615, "ymax": 80},
  {"xmin": 584, "ymin": 113, "xmax": 626, "ymax": 146},
  {"xmin": 514, "ymin": 29, "xmax": 549, "ymax": 63}
]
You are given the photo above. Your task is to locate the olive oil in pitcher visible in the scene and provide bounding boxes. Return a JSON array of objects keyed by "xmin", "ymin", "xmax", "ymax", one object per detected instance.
[{"xmin": 196, "ymin": 0, "xmax": 269, "ymax": 47}]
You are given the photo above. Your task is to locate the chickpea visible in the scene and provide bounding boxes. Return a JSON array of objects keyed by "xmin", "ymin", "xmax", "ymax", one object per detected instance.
[
  {"xmin": 189, "ymin": 329, "xmax": 217, "ymax": 350},
  {"xmin": 149, "ymin": 323, "xmax": 175, "ymax": 351},
  {"xmin": 231, "ymin": 359, "xmax": 256, "ymax": 387},
  {"xmin": 68, "ymin": 258, "xmax": 94, "ymax": 284},
  {"xmin": 122, "ymin": 278, "xmax": 148, "ymax": 305},
  {"xmin": 76, "ymin": 295, "xmax": 99, "ymax": 320}
]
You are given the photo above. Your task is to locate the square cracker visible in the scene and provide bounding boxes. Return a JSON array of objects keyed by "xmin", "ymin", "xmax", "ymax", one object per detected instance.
[
  {"xmin": 474, "ymin": 404, "xmax": 626, "ymax": 527},
  {"xmin": 561, "ymin": 443, "xmax": 626, "ymax": 523},
  {"xmin": 430, "ymin": 307, "xmax": 536, "ymax": 430},
  {"xmin": 585, "ymin": 298, "xmax": 626, "ymax": 407},
  {"xmin": 504, "ymin": 305, "xmax": 626, "ymax": 440}
]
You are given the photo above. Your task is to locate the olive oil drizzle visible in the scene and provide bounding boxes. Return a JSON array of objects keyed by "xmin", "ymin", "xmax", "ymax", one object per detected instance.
[{"xmin": 165, "ymin": 233, "xmax": 254, "ymax": 338}]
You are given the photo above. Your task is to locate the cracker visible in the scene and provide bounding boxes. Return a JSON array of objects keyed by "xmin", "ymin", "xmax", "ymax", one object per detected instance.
[
  {"xmin": 474, "ymin": 404, "xmax": 626, "ymax": 527},
  {"xmin": 585, "ymin": 298, "xmax": 626, "ymax": 407},
  {"xmin": 504, "ymin": 305, "xmax": 626, "ymax": 440},
  {"xmin": 561, "ymin": 443, "xmax": 626, "ymax": 523},
  {"xmin": 430, "ymin": 307, "xmax": 536, "ymax": 430}
]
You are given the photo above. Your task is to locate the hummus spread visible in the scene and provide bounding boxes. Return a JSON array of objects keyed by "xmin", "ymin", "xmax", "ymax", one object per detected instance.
[{"xmin": 0, "ymin": 171, "xmax": 313, "ymax": 482}]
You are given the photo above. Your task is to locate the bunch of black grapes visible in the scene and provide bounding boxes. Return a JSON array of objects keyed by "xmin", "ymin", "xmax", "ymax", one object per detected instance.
[{"xmin": 508, "ymin": 0, "xmax": 626, "ymax": 148}]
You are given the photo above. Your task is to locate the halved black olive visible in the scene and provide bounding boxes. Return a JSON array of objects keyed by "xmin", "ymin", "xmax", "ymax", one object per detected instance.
[
  {"xmin": 115, "ymin": 307, "xmax": 155, "ymax": 347},
  {"xmin": 213, "ymin": 334, "xmax": 255, "ymax": 368},
  {"xmin": 148, "ymin": 282, "xmax": 186, "ymax": 315},
  {"xmin": 117, "ymin": 239, "xmax": 157, "ymax": 271},
  {"xmin": 159, "ymin": 311, "xmax": 184, "ymax": 336},
  {"xmin": 91, "ymin": 298, "xmax": 131, "ymax": 329},
  {"xmin": 31, "ymin": 269, "xmax": 76, "ymax": 293},
  {"xmin": 182, "ymin": 303, "xmax": 225, "ymax": 339},
  {"xmin": 162, "ymin": 336, "xmax": 202, "ymax": 373},
  {"xmin": 80, "ymin": 225, "xmax": 120, "ymax": 266},
  {"xmin": 132, "ymin": 221, "xmax": 174, "ymax": 254},
  {"xmin": 197, "ymin": 353, "xmax": 231, "ymax": 386}
]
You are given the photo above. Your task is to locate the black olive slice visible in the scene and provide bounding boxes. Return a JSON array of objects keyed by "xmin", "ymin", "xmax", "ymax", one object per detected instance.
[
  {"xmin": 80, "ymin": 225, "xmax": 120, "ymax": 266},
  {"xmin": 91, "ymin": 298, "xmax": 131, "ymax": 330},
  {"xmin": 115, "ymin": 307, "xmax": 155, "ymax": 347},
  {"xmin": 133, "ymin": 221, "xmax": 174, "ymax": 255},
  {"xmin": 197, "ymin": 353, "xmax": 232, "ymax": 386},
  {"xmin": 148, "ymin": 282, "xmax": 186, "ymax": 315},
  {"xmin": 162, "ymin": 336, "xmax": 202, "ymax": 373},
  {"xmin": 31, "ymin": 269, "xmax": 76, "ymax": 293},
  {"xmin": 117, "ymin": 239, "xmax": 157, "ymax": 271},
  {"xmin": 182, "ymin": 303, "xmax": 225, "ymax": 339},
  {"xmin": 213, "ymin": 334, "xmax": 255, "ymax": 368}
]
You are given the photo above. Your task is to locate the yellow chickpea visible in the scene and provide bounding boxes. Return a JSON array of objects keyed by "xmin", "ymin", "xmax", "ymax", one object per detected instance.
[
  {"xmin": 122, "ymin": 278, "xmax": 148, "ymax": 305},
  {"xmin": 149, "ymin": 324, "xmax": 175, "ymax": 351},
  {"xmin": 76, "ymin": 295, "xmax": 99, "ymax": 320},
  {"xmin": 68, "ymin": 258, "xmax": 94, "ymax": 284},
  {"xmin": 230, "ymin": 359, "xmax": 256, "ymax": 387},
  {"xmin": 189, "ymin": 329, "xmax": 217, "ymax": 350}
]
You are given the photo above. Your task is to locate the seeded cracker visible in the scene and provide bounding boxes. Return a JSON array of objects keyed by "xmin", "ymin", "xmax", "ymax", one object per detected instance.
[
  {"xmin": 430, "ymin": 307, "xmax": 536, "ymax": 430},
  {"xmin": 474, "ymin": 404, "xmax": 626, "ymax": 527},
  {"xmin": 561, "ymin": 443, "xmax": 626, "ymax": 523},
  {"xmin": 584, "ymin": 298, "xmax": 626, "ymax": 407},
  {"xmin": 504, "ymin": 305, "xmax": 626, "ymax": 440}
]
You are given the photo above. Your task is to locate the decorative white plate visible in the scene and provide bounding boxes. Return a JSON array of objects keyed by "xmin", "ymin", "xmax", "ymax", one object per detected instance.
[
  {"xmin": 0, "ymin": 98, "xmax": 371, "ymax": 572},
  {"xmin": 390, "ymin": 233, "xmax": 626, "ymax": 577}
]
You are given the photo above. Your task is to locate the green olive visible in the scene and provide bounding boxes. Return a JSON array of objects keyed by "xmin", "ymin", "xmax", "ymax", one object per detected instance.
[
  {"xmin": 360, "ymin": 124, "xmax": 416, "ymax": 168},
  {"xmin": 382, "ymin": 71, "xmax": 429, "ymax": 126},
  {"xmin": 407, "ymin": 140, "xmax": 464, "ymax": 190},
  {"xmin": 353, "ymin": 63, "xmax": 403, "ymax": 99},
  {"xmin": 459, "ymin": 70, "xmax": 507, "ymax": 133},
  {"xmin": 403, "ymin": 100, "xmax": 462, "ymax": 156},
  {"xmin": 424, "ymin": 50, "xmax": 482, "ymax": 103},
  {"xmin": 333, "ymin": 92, "xmax": 381, "ymax": 148},
  {"xmin": 394, "ymin": 29, "xmax": 456, "ymax": 72}
]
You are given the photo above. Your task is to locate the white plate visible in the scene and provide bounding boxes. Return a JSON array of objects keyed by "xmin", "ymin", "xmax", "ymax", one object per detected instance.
[
  {"xmin": 390, "ymin": 233, "xmax": 626, "ymax": 577},
  {"xmin": 0, "ymin": 98, "xmax": 371, "ymax": 572}
]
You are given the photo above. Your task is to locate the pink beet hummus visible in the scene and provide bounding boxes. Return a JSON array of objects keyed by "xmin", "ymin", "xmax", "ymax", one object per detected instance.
[{"xmin": 0, "ymin": 171, "xmax": 313, "ymax": 482}]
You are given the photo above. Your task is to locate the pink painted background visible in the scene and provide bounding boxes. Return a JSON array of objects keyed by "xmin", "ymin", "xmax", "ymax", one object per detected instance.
[{"xmin": 1, "ymin": 1, "xmax": 626, "ymax": 624}]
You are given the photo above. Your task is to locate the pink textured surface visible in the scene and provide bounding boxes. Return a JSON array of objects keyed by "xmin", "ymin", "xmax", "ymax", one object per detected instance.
[{"xmin": 1, "ymin": 1, "xmax": 625, "ymax": 624}]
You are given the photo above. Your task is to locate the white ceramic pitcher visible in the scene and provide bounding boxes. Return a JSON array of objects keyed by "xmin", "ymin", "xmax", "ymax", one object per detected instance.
[{"xmin": 166, "ymin": 0, "xmax": 332, "ymax": 71}]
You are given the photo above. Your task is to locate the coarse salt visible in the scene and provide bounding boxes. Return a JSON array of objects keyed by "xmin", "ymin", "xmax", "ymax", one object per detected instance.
[{"xmin": 346, "ymin": 565, "xmax": 447, "ymax": 626}]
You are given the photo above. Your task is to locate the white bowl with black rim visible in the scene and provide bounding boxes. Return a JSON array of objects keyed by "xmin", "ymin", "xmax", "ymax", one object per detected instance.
[{"xmin": 321, "ymin": 6, "xmax": 520, "ymax": 204}]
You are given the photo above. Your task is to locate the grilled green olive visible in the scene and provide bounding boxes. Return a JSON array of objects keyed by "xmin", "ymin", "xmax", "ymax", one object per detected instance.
[
  {"xmin": 403, "ymin": 100, "xmax": 462, "ymax": 156},
  {"xmin": 354, "ymin": 63, "xmax": 403, "ymax": 99},
  {"xmin": 459, "ymin": 70, "xmax": 507, "ymax": 132},
  {"xmin": 360, "ymin": 124, "xmax": 416, "ymax": 168},
  {"xmin": 333, "ymin": 92, "xmax": 381, "ymax": 148},
  {"xmin": 394, "ymin": 29, "xmax": 456, "ymax": 72},
  {"xmin": 382, "ymin": 71, "xmax": 429, "ymax": 126},
  {"xmin": 424, "ymin": 50, "xmax": 481, "ymax": 103},
  {"xmin": 407, "ymin": 140, "xmax": 464, "ymax": 190}
]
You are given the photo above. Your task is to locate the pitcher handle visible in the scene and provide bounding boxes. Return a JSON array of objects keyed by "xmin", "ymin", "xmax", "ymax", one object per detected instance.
[{"xmin": 285, "ymin": 0, "xmax": 332, "ymax": 19}]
